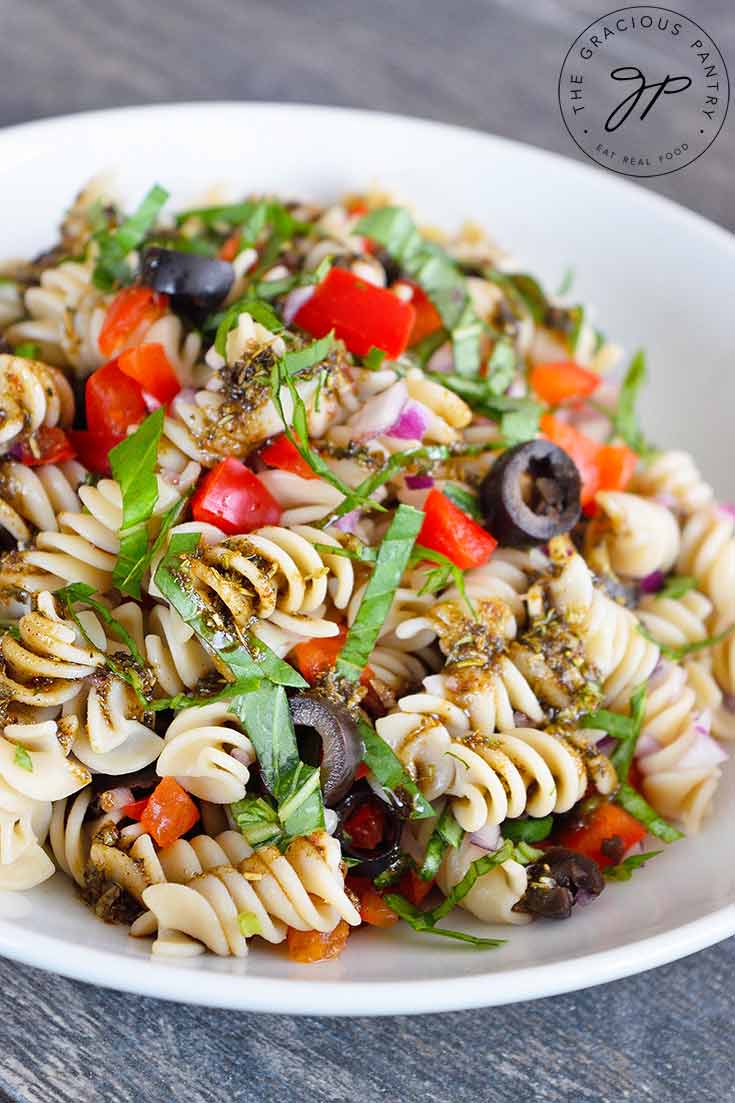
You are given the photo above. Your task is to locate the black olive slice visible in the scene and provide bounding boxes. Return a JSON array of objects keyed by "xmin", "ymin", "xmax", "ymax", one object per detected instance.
[
  {"xmin": 479, "ymin": 439, "xmax": 582, "ymax": 547},
  {"xmin": 289, "ymin": 692, "xmax": 364, "ymax": 807},
  {"xmin": 334, "ymin": 781, "xmax": 402, "ymax": 877},
  {"xmin": 141, "ymin": 247, "xmax": 234, "ymax": 315},
  {"xmin": 512, "ymin": 846, "xmax": 604, "ymax": 919}
]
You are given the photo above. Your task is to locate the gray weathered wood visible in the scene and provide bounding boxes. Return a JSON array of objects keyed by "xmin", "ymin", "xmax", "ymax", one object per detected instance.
[{"xmin": 0, "ymin": 1, "xmax": 732, "ymax": 1100}]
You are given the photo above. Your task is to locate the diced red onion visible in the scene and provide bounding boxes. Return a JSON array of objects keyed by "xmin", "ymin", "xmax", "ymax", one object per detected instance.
[
  {"xmin": 427, "ymin": 342, "xmax": 454, "ymax": 374},
  {"xmin": 334, "ymin": 509, "xmax": 362, "ymax": 533},
  {"xmin": 349, "ymin": 381, "xmax": 408, "ymax": 440},
  {"xmin": 230, "ymin": 747, "xmax": 253, "ymax": 766},
  {"xmin": 640, "ymin": 570, "xmax": 665, "ymax": 594},
  {"xmin": 679, "ymin": 725, "xmax": 728, "ymax": 769},
  {"xmin": 597, "ymin": 735, "xmax": 616, "ymax": 756},
  {"xmin": 470, "ymin": 822, "xmax": 501, "ymax": 851},
  {"xmin": 405, "ymin": 474, "xmax": 434, "ymax": 490},
  {"xmin": 387, "ymin": 401, "xmax": 429, "ymax": 441},
  {"xmin": 283, "ymin": 285, "xmax": 316, "ymax": 325},
  {"xmin": 719, "ymin": 502, "xmax": 735, "ymax": 521}
]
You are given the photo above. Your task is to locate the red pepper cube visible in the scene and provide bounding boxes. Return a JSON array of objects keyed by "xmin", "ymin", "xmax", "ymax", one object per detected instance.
[
  {"xmin": 418, "ymin": 488, "xmax": 497, "ymax": 569},
  {"xmin": 294, "ymin": 267, "xmax": 415, "ymax": 359},
  {"xmin": 85, "ymin": 360, "xmax": 149, "ymax": 441},
  {"xmin": 140, "ymin": 777, "xmax": 200, "ymax": 848},
  {"xmin": 191, "ymin": 458, "xmax": 282, "ymax": 534},
  {"xmin": 118, "ymin": 342, "xmax": 181, "ymax": 405}
]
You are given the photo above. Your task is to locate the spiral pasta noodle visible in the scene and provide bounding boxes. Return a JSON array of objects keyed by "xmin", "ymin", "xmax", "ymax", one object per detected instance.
[
  {"xmin": 633, "ymin": 450, "xmax": 714, "ymax": 515},
  {"xmin": 156, "ymin": 703, "xmax": 255, "ymax": 803},
  {"xmin": 0, "ymin": 459, "xmax": 85, "ymax": 545},
  {"xmin": 0, "ymin": 776, "xmax": 54, "ymax": 890},
  {"xmin": 0, "ymin": 354, "xmax": 75, "ymax": 456}
]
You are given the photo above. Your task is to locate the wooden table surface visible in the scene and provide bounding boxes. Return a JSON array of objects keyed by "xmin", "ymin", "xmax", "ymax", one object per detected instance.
[{"xmin": 0, "ymin": 2, "xmax": 733, "ymax": 1101}]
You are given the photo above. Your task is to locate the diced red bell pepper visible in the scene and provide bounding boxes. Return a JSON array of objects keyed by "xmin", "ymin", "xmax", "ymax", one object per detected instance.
[
  {"xmin": 218, "ymin": 232, "xmax": 241, "ymax": 261},
  {"xmin": 596, "ymin": 443, "xmax": 637, "ymax": 493},
  {"xmin": 554, "ymin": 799, "xmax": 646, "ymax": 869},
  {"xmin": 343, "ymin": 801, "xmax": 386, "ymax": 851},
  {"xmin": 121, "ymin": 796, "xmax": 150, "ymax": 821},
  {"xmin": 398, "ymin": 867, "xmax": 435, "ymax": 907},
  {"xmin": 287, "ymin": 920, "xmax": 351, "ymax": 962},
  {"xmin": 15, "ymin": 426, "xmax": 76, "ymax": 467},
  {"xmin": 417, "ymin": 488, "xmax": 497, "ymax": 569},
  {"xmin": 294, "ymin": 266, "xmax": 415, "ymax": 359},
  {"xmin": 347, "ymin": 877, "xmax": 399, "ymax": 928},
  {"xmin": 118, "ymin": 342, "xmax": 180, "ymax": 405},
  {"xmin": 355, "ymin": 762, "xmax": 370, "ymax": 780},
  {"xmin": 291, "ymin": 627, "xmax": 373, "ymax": 687},
  {"xmin": 259, "ymin": 433, "xmax": 318, "ymax": 480},
  {"xmin": 86, "ymin": 360, "xmax": 149, "ymax": 440},
  {"xmin": 98, "ymin": 287, "xmax": 169, "ymax": 358},
  {"xmin": 540, "ymin": 414, "xmax": 601, "ymax": 508},
  {"xmin": 530, "ymin": 361, "xmax": 600, "ymax": 406},
  {"xmin": 67, "ymin": 429, "xmax": 120, "ymax": 476},
  {"xmin": 394, "ymin": 280, "xmax": 443, "ymax": 346},
  {"xmin": 191, "ymin": 457, "xmax": 282, "ymax": 534},
  {"xmin": 140, "ymin": 777, "xmax": 200, "ymax": 848}
]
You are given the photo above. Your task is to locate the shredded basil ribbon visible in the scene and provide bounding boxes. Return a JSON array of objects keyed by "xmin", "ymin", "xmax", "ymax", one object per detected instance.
[
  {"xmin": 610, "ymin": 349, "xmax": 656, "ymax": 458},
  {"xmin": 93, "ymin": 184, "xmax": 169, "ymax": 291},
  {"xmin": 582, "ymin": 683, "xmax": 646, "ymax": 784},
  {"xmin": 355, "ymin": 206, "xmax": 483, "ymax": 377},
  {"xmin": 418, "ymin": 804, "xmax": 464, "ymax": 881},
  {"xmin": 110, "ymin": 409, "xmax": 165, "ymax": 599},
  {"xmin": 604, "ymin": 850, "xmax": 662, "ymax": 881},
  {"xmin": 358, "ymin": 716, "xmax": 434, "ymax": 821}
]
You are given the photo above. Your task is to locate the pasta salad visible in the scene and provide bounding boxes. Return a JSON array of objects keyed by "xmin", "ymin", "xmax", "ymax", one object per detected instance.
[{"xmin": 0, "ymin": 180, "xmax": 731, "ymax": 963}]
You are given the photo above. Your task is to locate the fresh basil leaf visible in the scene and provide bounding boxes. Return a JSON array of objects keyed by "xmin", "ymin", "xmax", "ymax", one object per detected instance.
[
  {"xmin": 486, "ymin": 270, "xmax": 549, "ymax": 323},
  {"xmin": 13, "ymin": 342, "xmax": 40, "ymax": 360},
  {"xmin": 93, "ymin": 184, "xmax": 169, "ymax": 291},
  {"xmin": 356, "ymin": 207, "xmax": 482, "ymax": 377},
  {"xmin": 637, "ymin": 620, "xmax": 735, "ymax": 663},
  {"xmin": 485, "ymin": 337, "xmax": 516, "ymax": 396},
  {"xmin": 441, "ymin": 483, "xmax": 483, "ymax": 521},
  {"xmin": 282, "ymin": 332, "xmax": 334, "ymax": 376},
  {"xmin": 231, "ymin": 794, "xmax": 282, "ymax": 847},
  {"xmin": 212, "ymin": 298, "xmax": 283, "ymax": 357},
  {"xmin": 110, "ymin": 409, "xmax": 164, "ymax": 599},
  {"xmin": 604, "ymin": 849, "xmax": 663, "ymax": 881},
  {"xmin": 615, "ymin": 782, "xmax": 684, "ymax": 842},
  {"xmin": 501, "ymin": 815, "xmax": 553, "ymax": 844},
  {"xmin": 336, "ymin": 505, "xmax": 423, "ymax": 682},
  {"xmin": 427, "ymin": 371, "xmax": 541, "ymax": 444},
  {"xmin": 611, "ymin": 350, "xmax": 655, "ymax": 457},
  {"xmin": 253, "ymin": 256, "xmax": 330, "ymax": 301},
  {"xmin": 512, "ymin": 841, "xmax": 544, "ymax": 865},
  {"xmin": 358, "ymin": 716, "xmax": 434, "ymax": 820},
  {"xmin": 382, "ymin": 893, "xmax": 506, "ymax": 948},
  {"xmin": 363, "ymin": 347, "xmax": 386, "ymax": 372},
  {"xmin": 419, "ymin": 804, "xmax": 464, "ymax": 881},
  {"xmin": 409, "ymin": 544, "xmax": 475, "ymax": 618},
  {"xmin": 177, "ymin": 199, "xmax": 270, "ymax": 234},
  {"xmin": 568, "ymin": 305, "xmax": 585, "ymax": 353},
  {"xmin": 13, "ymin": 745, "xmax": 33, "ymax": 772},
  {"xmin": 557, "ymin": 267, "xmax": 575, "ymax": 296},
  {"xmin": 657, "ymin": 575, "xmax": 698, "ymax": 601},
  {"xmin": 581, "ymin": 683, "xmax": 646, "ymax": 783},
  {"xmin": 429, "ymin": 839, "xmax": 514, "ymax": 922}
]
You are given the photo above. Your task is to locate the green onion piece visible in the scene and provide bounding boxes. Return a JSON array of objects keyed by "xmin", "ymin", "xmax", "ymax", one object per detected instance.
[
  {"xmin": 237, "ymin": 911, "xmax": 263, "ymax": 937},
  {"xmin": 13, "ymin": 745, "xmax": 33, "ymax": 772}
]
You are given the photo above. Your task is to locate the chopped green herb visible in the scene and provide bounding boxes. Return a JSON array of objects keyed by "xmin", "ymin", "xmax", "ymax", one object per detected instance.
[
  {"xmin": 441, "ymin": 483, "xmax": 483, "ymax": 521},
  {"xmin": 637, "ymin": 620, "xmax": 735, "ymax": 662},
  {"xmin": 485, "ymin": 337, "xmax": 516, "ymax": 396},
  {"xmin": 610, "ymin": 350, "xmax": 655, "ymax": 457},
  {"xmin": 282, "ymin": 332, "xmax": 334, "ymax": 376},
  {"xmin": 656, "ymin": 576, "xmax": 698, "ymax": 601},
  {"xmin": 615, "ymin": 782, "xmax": 683, "ymax": 843},
  {"xmin": 383, "ymin": 892, "xmax": 506, "ymax": 948},
  {"xmin": 363, "ymin": 347, "xmax": 387, "ymax": 372},
  {"xmin": 13, "ymin": 342, "xmax": 40, "ymax": 360},
  {"xmin": 409, "ymin": 544, "xmax": 475, "ymax": 618},
  {"xmin": 358, "ymin": 716, "xmax": 434, "ymax": 820},
  {"xmin": 486, "ymin": 270, "xmax": 549, "ymax": 323},
  {"xmin": 253, "ymin": 255, "xmax": 331, "ymax": 301},
  {"xmin": 426, "ymin": 371, "xmax": 541, "ymax": 444},
  {"xmin": 109, "ymin": 409, "xmax": 164, "ymax": 599},
  {"xmin": 356, "ymin": 207, "xmax": 482, "ymax": 376},
  {"xmin": 211, "ymin": 297, "xmax": 283, "ymax": 357},
  {"xmin": 512, "ymin": 841, "xmax": 544, "ymax": 865},
  {"xmin": 557, "ymin": 267, "xmax": 575, "ymax": 296},
  {"xmin": 336, "ymin": 505, "xmax": 423, "ymax": 682},
  {"xmin": 13, "ymin": 745, "xmax": 33, "ymax": 772},
  {"xmin": 567, "ymin": 304, "xmax": 585, "ymax": 353},
  {"xmin": 501, "ymin": 815, "xmax": 553, "ymax": 844},
  {"xmin": 232, "ymin": 795, "xmax": 282, "ymax": 847},
  {"xmin": 605, "ymin": 850, "xmax": 663, "ymax": 881},
  {"xmin": 418, "ymin": 804, "xmax": 464, "ymax": 881},
  {"xmin": 581, "ymin": 683, "xmax": 646, "ymax": 783},
  {"xmin": 93, "ymin": 184, "xmax": 169, "ymax": 291},
  {"xmin": 429, "ymin": 839, "xmax": 514, "ymax": 922}
]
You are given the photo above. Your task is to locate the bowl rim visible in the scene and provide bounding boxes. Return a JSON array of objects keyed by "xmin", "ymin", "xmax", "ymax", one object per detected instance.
[{"xmin": 0, "ymin": 100, "xmax": 733, "ymax": 1014}]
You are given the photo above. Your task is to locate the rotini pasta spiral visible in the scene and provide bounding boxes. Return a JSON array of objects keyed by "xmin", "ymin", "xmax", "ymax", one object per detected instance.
[
  {"xmin": 48, "ymin": 785, "xmax": 94, "ymax": 887},
  {"xmin": 156, "ymin": 703, "xmax": 255, "ymax": 803},
  {"xmin": 437, "ymin": 836, "xmax": 530, "ymax": 925},
  {"xmin": 678, "ymin": 505, "xmax": 735, "ymax": 633},
  {"xmin": 0, "ymin": 354, "xmax": 75, "ymax": 455},
  {"xmin": 0, "ymin": 459, "xmax": 85, "ymax": 545},
  {"xmin": 637, "ymin": 589, "xmax": 712, "ymax": 650},
  {"xmin": 633, "ymin": 450, "xmax": 714, "ymax": 515},
  {"xmin": 140, "ymin": 830, "xmax": 361, "ymax": 956},
  {"xmin": 145, "ymin": 604, "xmax": 215, "ymax": 696},
  {"xmin": 586, "ymin": 491, "xmax": 680, "ymax": 579},
  {"xmin": 0, "ymin": 776, "xmax": 54, "ymax": 890},
  {"xmin": 0, "ymin": 719, "xmax": 90, "ymax": 801}
]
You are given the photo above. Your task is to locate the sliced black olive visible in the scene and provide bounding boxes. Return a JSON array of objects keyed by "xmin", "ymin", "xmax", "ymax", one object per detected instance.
[
  {"xmin": 289, "ymin": 691, "xmax": 364, "ymax": 807},
  {"xmin": 479, "ymin": 439, "xmax": 581, "ymax": 547},
  {"xmin": 140, "ymin": 246, "xmax": 234, "ymax": 316},
  {"xmin": 512, "ymin": 846, "xmax": 604, "ymax": 919},
  {"xmin": 333, "ymin": 780, "xmax": 402, "ymax": 877}
]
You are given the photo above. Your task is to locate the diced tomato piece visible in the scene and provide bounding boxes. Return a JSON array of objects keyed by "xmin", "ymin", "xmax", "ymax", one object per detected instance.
[
  {"xmin": 344, "ymin": 198, "xmax": 368, "ymax": 216},
  {"xmin": 398, "ymin": 867, "xmax": 435, "ymax": 907},
  {"xmin": 344, "ymin": 801, "xmax": 386, "ymax": 851},
  {"xmin": 294, "ymin": 266, "xmax": 415, "ymax": 359},
  {"xmin": 355, "ymin": 762, "xmax": 370, "ymax": 780},
  {"xmin": 530, "ymin": 361, "xmax": 600, "ymax": 406},
  {"xmin": 15, "ymin": 426, "xmax": 76, "ymax": 467},
  {"xmin": 140, "ymin": 777, "xmax": 200, "ymax": 848},
  {"xmin": 347, "ymin": 877, "xmax": 399, "ymax": 928},
  {"xmin": 259, "ymin": 433, "xmax": 318, "ymax": 480},
  {"xmin": 287, "ymin": 920, "xmax": 351, "ymax": 962},
  {"xmin": 417, "ymin": 488, "xmax": 497, "ymax": 569},
  {"xmin": 292, "ymin": 627, "xmax": 372, "ymax": 687},
  {"xmin": 86, "ymin": 360, "xmax": 149, "ymax": 441},
  {"xmin": 98, "ymin": 287, "xmax": 168, "ymax": 358},
  {"xmin": 394, "ymin": 280, "xmax": 443, "ymax": 346},
  {"xmin": 540, "ymin": 414, "xmax": 601, "ymax": 508},
  {"xmin": 596, "ymin": 443, "xmax": 638, "ymax": 493},
  {"xmin": 218, "ymin": 232, "xmax": 241, "ymax": 261},
  {"xmin": 121, "ymin": 796, "xmax": 150, "ymax": 821},
  {"xmin": 118, "ymin": 342, "xmax": 180, "ymax": 405},
  {"xmin": 554, "ymin": 799, "xmax": 646, "ymax": 869},
  {"xmin": 191, "ymin": 458, "xmax": 282, "ymax": 535},
  {"xmin": 67, "ymin": 429, "xmax": 120, "ymax": 475}
]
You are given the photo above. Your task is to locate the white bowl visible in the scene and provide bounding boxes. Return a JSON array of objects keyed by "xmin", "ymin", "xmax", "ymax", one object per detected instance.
[{"xmin": 0, "ymin": 103, "xmax": 733, "ymax": 1015}]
